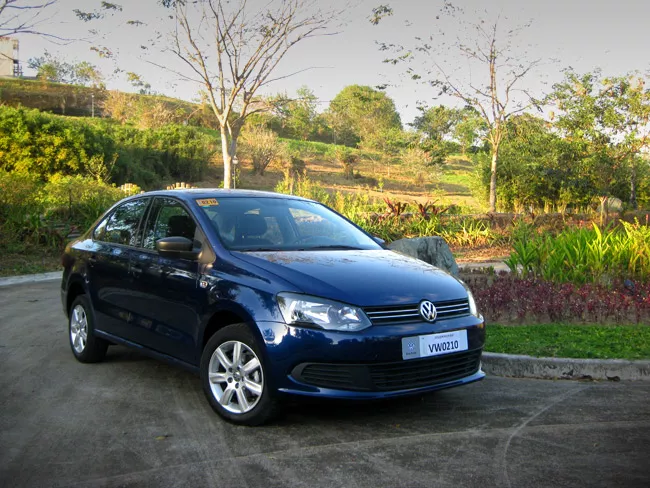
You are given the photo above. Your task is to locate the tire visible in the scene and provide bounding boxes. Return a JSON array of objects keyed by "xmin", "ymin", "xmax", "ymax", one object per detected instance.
[
  {"xmin": 68, "ymin": 295, "xmax": 108, "ymax": 363},
  {"xmin": 200, "ymin": 324, "xmax": 278, "ymax": 426}
]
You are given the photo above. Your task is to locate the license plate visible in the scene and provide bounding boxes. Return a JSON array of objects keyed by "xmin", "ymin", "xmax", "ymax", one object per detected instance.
[{"xmin": 401, "ymin": 330, "xmax": 468, "ymax": 360}]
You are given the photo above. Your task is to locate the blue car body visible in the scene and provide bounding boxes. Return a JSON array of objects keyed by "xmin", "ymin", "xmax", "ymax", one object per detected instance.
[{"xmin": 61, "ymin": 190, "xmax": 485, "ymax": 403}]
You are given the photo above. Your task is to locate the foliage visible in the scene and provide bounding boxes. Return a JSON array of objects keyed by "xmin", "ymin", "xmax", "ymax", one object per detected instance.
[
  {"xmin": 466, "ymin": 272, "xmax": 650, "ymax": 326},
  {"xmin": 485, "ymin": 324, "xmax": 650, "ymax": 359},
  {"xmin": 326, "ymin": 85, "xmax": 402, "ymax": 148},
  {"xmin": 329, "ymin": 146, "xmax": 359, "ymax": 179},
  {"xmin": 411, "ymin": 105, "xmax": 463, "ymax": 142},
  {"xmin": 0, "ymin": 171, "xmax": 123, "ymax": 250},
  {"xmin": 505, "ymin": 221, "xmax": 650, "ymax": 284},
  {"xmin": 267, "ymin": 86, "xmax": 322, "ymax": 141},
  {"xmin": 400, "ymin": 146, "xmax": 442, "ymax": 185},
  {"xmin": 552, "ymin": 70, "xmax": 650, "ymax": 209},
  {"xmin": 28, "ymin": 51, "xmax": 104, "ymax": 87},
  {"xmin": 241, "ymin": 126, "xmax": 286, "ymax": 175},
  {"xmin": 0, "ymin": 106, "xmax": 216, "ymax": 188}
]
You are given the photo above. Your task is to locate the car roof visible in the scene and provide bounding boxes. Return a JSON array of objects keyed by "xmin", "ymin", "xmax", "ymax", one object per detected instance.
[{"xmin": 131, "ymin": 189, "xmax": 312, "ymax": 203}]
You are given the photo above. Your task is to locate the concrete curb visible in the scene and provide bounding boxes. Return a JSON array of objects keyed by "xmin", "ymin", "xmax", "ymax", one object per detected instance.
[
  {"xmin": 458, "ymin": 261, "xmax": 511, "ymax": 273},
  {"xmin": 0, "ymin": 271, "xmax": 62, "ymax": 287},
  {"xmin": 482, "ymin": 352, "xmax": 650, "ymax": 381}
]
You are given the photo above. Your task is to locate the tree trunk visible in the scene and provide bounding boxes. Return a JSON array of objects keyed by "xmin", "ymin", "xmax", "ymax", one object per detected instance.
[
  {"xmin": 220, "ymin": 126, "xmax": 232, "ymax": 189},
  {"xmin": 489, "ymin": 144, "xmax": 499, "ymax": 213},
  {"xmin": 629, "ymin": 162, "xmax": 638, "ymax": 210}
]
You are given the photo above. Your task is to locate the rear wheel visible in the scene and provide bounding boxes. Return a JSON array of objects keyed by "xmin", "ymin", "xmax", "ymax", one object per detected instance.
[
  {"xmin": 68, "ymin": 295, "xmax": 108, "ymax": 363},
  {"xmin": 200, "ymin": 324, "xmax": 278, "ymax": 425}
]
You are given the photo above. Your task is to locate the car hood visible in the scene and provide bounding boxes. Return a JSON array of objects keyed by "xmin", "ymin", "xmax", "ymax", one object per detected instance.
[{"xmin": 232, "ymin": 249, "xmax": 467, "ymax": 307}]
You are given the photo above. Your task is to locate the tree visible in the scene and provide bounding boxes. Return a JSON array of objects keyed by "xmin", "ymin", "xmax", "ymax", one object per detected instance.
[
  {"xmin": 284, "ymin": 86, "xmax": 320, "ymax": 140},
  {"xmin": 326, "ymin": 85, "xmax": 402, "ymax": 148},
  {"xmin": 373, "ymin": 5, "xmax": 542, "ymax": 212},
  {"xmin": 483, "ymin": 114, "xmax": 566, "ymax": 210},
  {"xmin": 0, "ymin": 0, "xmax": 57, "ymax": 37},
  {"xmin": 164, "ymin": 0, "xmax": 338, "ymax": 188},
  {"xmin": 411, "ymin": 105, "xmax": 462, "ymax": 142},
  {"xmin": 552, "ymin": 70, "xmax": 650, "ymax": 209},
  {"xmin": 28, "ymin": 52, "xmax": 104, "ymax": 87},
  {"xmin": 453, "ymin": 107, "xmax": 487, "ymax": 154}
]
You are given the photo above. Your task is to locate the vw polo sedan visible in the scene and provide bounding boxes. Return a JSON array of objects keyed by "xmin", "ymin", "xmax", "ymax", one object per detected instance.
[{"xmin": 61, "ymin": 190, "xmax": 485, "ymax": 425}]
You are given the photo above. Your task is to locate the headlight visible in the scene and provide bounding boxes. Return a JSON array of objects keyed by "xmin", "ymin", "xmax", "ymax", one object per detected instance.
[
  {"xmin": 466, "ymin": 288, "xmax": 478, "ymax": 316},
  {"xmin": 457, "ymin": 279, "xmax": 479, "ymax": 317},
  {"xmin": 277, "ymin": 293, "xmax": 371, "ymax": 332}
]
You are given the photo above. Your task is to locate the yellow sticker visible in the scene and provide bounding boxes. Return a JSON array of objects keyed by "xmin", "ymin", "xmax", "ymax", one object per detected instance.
[{"xmin": 196, "ymin": 198, "xmax": 219, "ymax": 206}]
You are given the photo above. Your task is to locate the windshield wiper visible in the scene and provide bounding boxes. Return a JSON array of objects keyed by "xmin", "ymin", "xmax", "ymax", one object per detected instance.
[{"xmin": 297, "ymin": 245, "xmax": 365, "ymax": 251}]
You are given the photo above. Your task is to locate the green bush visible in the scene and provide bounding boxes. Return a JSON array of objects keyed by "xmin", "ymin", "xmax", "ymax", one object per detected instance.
[
  {"xmin": 506, "ymin": 221, "xmax": 650, "ymax": 284},
  {"xmin": 38, "ymin": 174, "xmax": 124, "ymax": 229},
  {"xmin": 0, "ymin": 106, "xmax": 218, "ymax": 189}
]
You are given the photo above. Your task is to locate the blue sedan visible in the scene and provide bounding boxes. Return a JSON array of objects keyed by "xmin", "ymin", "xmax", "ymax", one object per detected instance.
[{"xmin": 61, "ymin": 190, "xmax": 485, "ymax": 425}]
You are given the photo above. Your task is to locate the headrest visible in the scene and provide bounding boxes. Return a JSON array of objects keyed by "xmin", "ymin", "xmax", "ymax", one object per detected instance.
[
  {"xmin": 167, "ymin": 214, "xmax": 195, "ymax": 239},
  {"xmin": 238, "ymin": 213, "xmax": 267, "ymax": 238}
]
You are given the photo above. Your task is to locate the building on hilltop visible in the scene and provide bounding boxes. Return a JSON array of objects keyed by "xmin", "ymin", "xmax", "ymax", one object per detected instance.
[{"xmin": 0, "ymin": 37, "xmax": 21, "ymax": 78}]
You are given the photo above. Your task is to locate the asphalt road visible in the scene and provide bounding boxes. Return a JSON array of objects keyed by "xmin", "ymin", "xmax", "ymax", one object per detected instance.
[{"xmin": 1, "ymin": 281, "xmax": 649, "ymax": 488}]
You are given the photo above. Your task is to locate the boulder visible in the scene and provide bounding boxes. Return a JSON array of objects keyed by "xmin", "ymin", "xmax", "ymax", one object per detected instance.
[{"xmin": 388, "ymin": 236, "xmax": 459, "ymax": 276}]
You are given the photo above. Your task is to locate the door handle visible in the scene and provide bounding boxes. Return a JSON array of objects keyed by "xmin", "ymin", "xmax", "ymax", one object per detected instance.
[{"xmin": 130, "ymin": 264, "xmax": 143, "ymax": 277}]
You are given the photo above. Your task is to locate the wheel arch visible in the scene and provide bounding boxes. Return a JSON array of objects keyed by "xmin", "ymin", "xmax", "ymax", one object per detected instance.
[
  {"xmin": 200, "ymin": 305, "xmax": 258, "ymax": 353},
  {"xmin": 65, "ymin": 277, "xmax": 88, "ymax": 318}
]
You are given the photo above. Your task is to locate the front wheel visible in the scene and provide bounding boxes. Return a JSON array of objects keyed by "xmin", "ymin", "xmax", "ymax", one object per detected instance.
[
  {"xmin": 68, "ymin": 295, "xmax": 108, "ymax": 363},
  {"xmin": 200, "ymin": 324, "xmax": 278, "ymax": 426}
]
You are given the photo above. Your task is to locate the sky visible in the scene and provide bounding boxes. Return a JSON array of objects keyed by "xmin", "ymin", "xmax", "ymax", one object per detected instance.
[{"xmin": 12, "ymin": 0, "xmax": 650, "ymax": 124}]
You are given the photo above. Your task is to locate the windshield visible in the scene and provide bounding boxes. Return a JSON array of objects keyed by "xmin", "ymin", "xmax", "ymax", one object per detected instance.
[{"xmin": 196, "ymin": 197, "xmax": 382, "ymax": 252}]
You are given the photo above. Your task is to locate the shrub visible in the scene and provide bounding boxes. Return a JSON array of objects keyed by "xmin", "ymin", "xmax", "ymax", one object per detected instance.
[
  {"xmin": 39, "ymin": 174, "xmax": 123, "ymax": 228},
  {"xmin": 506, "ymin": 221, "xmax": 650, "ymax": 284},
  {"xmin": 241, "ymin": 126, "xmax": 285, "ymax": 175},
  {"xmin": 329, "ymin": 146, "xmax": 359, "ymax": 179},
  {"xmin": 466, "ymin": 273, "xmax": 650, "ymax": 325}
]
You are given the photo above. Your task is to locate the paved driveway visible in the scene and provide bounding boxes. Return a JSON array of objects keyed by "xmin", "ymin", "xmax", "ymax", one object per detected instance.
[{"xmin": 1, "ymin": 281, "xmax": 649, "ymax": 488}]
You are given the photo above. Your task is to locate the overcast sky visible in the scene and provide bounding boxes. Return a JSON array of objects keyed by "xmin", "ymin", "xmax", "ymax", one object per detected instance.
[{"xmin": 14, "ymin": 0, "xmax": 650, "ymax": 124}]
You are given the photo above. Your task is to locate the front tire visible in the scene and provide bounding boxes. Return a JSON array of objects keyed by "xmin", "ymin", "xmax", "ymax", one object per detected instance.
[
  {"xmin": 200, "ymin": 324, "xmax": 278, "ymax": 426},
  {"xmin": 68, "ymin": 295, "xmax": 108, "ymax": 363}
]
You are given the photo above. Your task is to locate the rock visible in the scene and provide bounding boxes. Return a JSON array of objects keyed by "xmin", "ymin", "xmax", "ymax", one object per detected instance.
[{"xmin": 388, "ymin": 236, "xmax": 459, "ymax": 276}]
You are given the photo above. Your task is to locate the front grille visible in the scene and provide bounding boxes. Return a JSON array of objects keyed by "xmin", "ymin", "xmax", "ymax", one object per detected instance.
[
  {"xmin": 292, "ymin": 349, "xmax": 482, "ymax": 392},
  {"xmin": 364, "ymin": 299, "xmax": 470, "ymax": 325}
]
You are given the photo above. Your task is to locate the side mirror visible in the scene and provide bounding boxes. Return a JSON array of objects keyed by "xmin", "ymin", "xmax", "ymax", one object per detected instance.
[
  {"xmin": 156, "ymin": 236, "xmax": 200, "ymax": 260},
  {"xmin": 373, "ymin": 236, "xmax": 387, "ymax": 248}
]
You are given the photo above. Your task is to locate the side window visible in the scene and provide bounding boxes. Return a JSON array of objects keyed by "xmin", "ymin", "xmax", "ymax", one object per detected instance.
[
  {"xmin": 143, "ymin": 198, "xmax": 198, "ymax": 250},
  {"xmin": 97, "ymin": 199, "xmax": 149, "ymax": 246}
]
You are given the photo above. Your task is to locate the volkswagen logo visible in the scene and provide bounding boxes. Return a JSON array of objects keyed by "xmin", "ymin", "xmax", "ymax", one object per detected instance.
[{"xmin": 419, "ymin": 300, "xmax": 437, "ymax": 322}]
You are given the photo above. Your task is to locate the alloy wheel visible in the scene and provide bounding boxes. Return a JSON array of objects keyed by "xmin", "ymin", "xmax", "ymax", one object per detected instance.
[
  {"xmin": 207, "ymin": 340, "xmax": 264, "ymax": 414},
  {"xmin": 70, "ymin": 304, "xmax": 88, "ymax": 354}
]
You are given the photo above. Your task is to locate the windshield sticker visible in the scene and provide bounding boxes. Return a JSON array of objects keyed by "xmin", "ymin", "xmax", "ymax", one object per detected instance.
[{"xmin": 196, "ymin": 198, "xmax": 219, "ymax": 206}]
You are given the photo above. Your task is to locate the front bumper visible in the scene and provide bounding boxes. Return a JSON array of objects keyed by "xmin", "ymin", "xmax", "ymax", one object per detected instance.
[{"xmin": 255, "ymin": 316, "xmax": 486, "ymax": 399}]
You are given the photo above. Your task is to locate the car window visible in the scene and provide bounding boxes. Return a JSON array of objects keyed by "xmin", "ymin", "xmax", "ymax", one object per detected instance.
[
  {"xmin": 142, "ymin": 197, "xmax": 198, "ymax": 250},
  {"xmin": 198, "ymin": 197, "xmax": 381, "ymax": 251},
  {"xmin": 95, "ymin": 198, "xmax": 149, "ymax": 246},
  {"xmin": 289, "ymin": 207, "xmax": 336, "ymax": 240}
]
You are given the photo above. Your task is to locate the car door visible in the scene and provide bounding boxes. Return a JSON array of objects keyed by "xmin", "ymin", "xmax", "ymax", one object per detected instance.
[
  {"xmin": 128, "ymin": 197, "xmax": 209, "ymax": 363},
  {"xmin": 87, "ymin": 197, "xmax": 151, "ymax": 342}
]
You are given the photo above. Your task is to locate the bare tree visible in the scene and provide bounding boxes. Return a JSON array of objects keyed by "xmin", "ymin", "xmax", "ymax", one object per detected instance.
[
  {"xmin": 164, "ymin": 0, "xmax": 338, "ymax": 188},
  {"xmin": 374, "ymin": 4, "xmax": 542, "ymax": 212},
  {"xmin": 0, "ymin": 0, "xmax": 57, "ymax": 37}
]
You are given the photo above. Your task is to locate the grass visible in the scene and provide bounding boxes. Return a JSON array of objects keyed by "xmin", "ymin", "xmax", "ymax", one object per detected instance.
[
  {"xmin": 0, "ymin": 250, "xmax": 61, "ymax": 277},
  {"xmin": 485, "ymin": 324, "xmax": 650, "ymax": 360}
]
